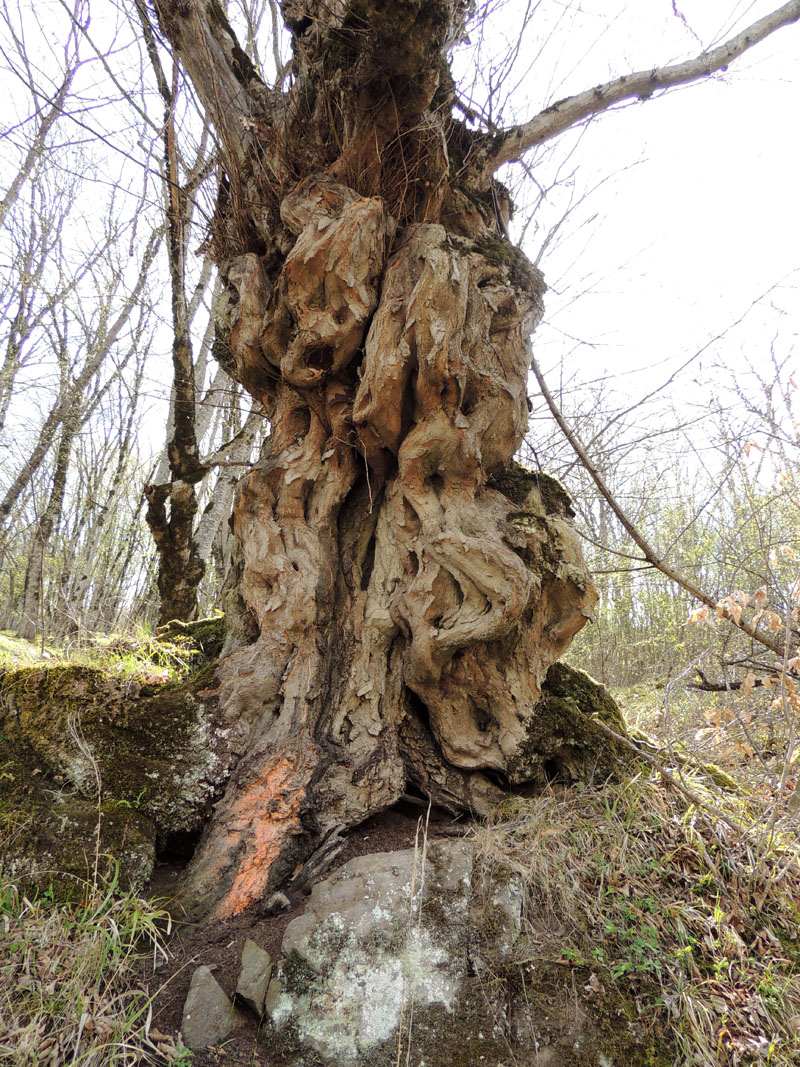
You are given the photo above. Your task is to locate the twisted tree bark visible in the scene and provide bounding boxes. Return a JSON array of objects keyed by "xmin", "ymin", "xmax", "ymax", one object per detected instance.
[{"xmin": 144, "ymin": 0, "xmax": 616, "ymax": 920}]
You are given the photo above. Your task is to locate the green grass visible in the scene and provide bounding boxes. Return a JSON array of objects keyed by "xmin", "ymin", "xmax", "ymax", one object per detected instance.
[
  {"xmin": 0, "ymin": 866, "xmax": 190, "ymax": 1065},
  {"xmin": 0, "ymin": 623, "xmax": 220, "ymax": 1063},
  {"xmin": 475, "ymin": 773, "xmax": 800, "ymax": 1064},
  {"xmin": 0, "ymin": 625, "xmax": 201, "ymax": 686}
]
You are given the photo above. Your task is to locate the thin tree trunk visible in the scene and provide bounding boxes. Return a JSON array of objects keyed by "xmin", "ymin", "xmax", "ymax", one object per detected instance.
[
  {"xmin": 0, "ymin": 229, "xmax": 162, "ymax": 530},
  {"xmin": 138, "ymin": 9, "xmax": 210, "ymax": 624},
  {"xmin": 0, "ymin": 37, "xmax": 78, "ymax": 231},
  {"xmin": 62, "ymin": 370, "xmax": 144, "ymax": 634},
  {"xmin": 19, "ymin": 417, "xmax": 78, "ymax": 640},
  {"xmin": 194, "ymin": 411, "xmax": 261, "ymax": 563},
  {"xmin": 0, "ymin": 252, "xmax": 47, "ymax": 436}
]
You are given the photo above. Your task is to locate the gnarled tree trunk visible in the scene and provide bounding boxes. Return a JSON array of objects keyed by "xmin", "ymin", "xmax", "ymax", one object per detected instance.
[{"xmin": 151, "ymin": 0, "xmax": 600, "ymax": 921}]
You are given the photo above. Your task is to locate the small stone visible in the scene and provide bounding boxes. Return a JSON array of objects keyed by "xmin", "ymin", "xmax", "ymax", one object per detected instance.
[
  {"xmin": 264, "ymin": 976, "xmax": 290, "ymax": 1023},
  {"xmin": 181, "ymin": 965, "xmax": 235, "ymax": 1050},
  {"xmin": 263, "ymin": 890, "xmax": 291, "ymax": 914},
  {"xmin": 236, "ymin": 939, "xmax": 272, "ymax": 1016}
]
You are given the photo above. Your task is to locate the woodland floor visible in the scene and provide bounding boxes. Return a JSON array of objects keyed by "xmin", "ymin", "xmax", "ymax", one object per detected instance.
[
  {"xmin": 5, "ymin": 633, "xmax": 799, "ymax": 1065},
  {"xmin": 142, "ymin": 680, "xmax": 800, "ymax": 1066},
  {"xmin": 146, "ymin": 802, "xmax": 464, "ymax": 1067}
]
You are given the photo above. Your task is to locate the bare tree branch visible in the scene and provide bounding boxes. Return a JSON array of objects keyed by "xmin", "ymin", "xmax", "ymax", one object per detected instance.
[
  {"xmin": 529, "ymin": 352, "xmax": 787, "ymax": 659},
  {"xmin": 0, "ymin": 227, "xmax": 164, "ymax": 528},
  {"xmin": 482, "ymin": 0, "xmax": 800, "ymax": 176},
  {"xmin": 687, "ymin": 668, "xmax": 773, "ymax": 692},
  {"xmin": 0, "ymin": 0, "xmax": 88, "ymax": 229},
  {"xmin": 149, "ymin": 0, "xmax": 271, "ymax": 170}
]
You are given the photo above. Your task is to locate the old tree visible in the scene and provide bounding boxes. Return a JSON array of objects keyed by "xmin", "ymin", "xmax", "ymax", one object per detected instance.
[{"xmin": 146, "ymin": 0, "xmax": 800, "ymax": 920}]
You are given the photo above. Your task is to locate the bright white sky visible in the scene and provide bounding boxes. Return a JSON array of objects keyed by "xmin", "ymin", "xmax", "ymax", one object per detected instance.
[
  {"xmin": 471, "ymin": 0, "xmax": 800, "ymax": 424},
  {"xmin": 2, "ymin": 0, "xmax": 797, "ymax": 458}
]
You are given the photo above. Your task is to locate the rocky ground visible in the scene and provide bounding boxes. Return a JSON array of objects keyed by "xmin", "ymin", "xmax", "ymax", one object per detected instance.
[
  {"xmin": 4, "ymin": 629, "xmax": 800, "ymax": 1066},
  {"xmin": 146, "ymin": 803, "xmax": 459, "ymax": 1067}
]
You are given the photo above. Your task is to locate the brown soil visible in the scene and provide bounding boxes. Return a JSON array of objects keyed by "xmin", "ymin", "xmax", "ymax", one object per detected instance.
[{"xmin": 145, "ymin": 801, "xmax": 467, "ymax": 1067}]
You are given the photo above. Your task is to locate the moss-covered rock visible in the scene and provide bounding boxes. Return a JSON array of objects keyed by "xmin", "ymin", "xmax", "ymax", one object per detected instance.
[
  {"xmin": 0, "ymin": 661, "xmax": 223, "ymax": 835},
  {"xmin": 509, "ymin": 661, "xmax": 634, "ymax": 784},
  {"xmin": 0, "ymin": 634, "xmax": 230, "ymax": 899},
  {"xmin": 0, "ymin": 739, "xmax": 155, "ymax": 897}
]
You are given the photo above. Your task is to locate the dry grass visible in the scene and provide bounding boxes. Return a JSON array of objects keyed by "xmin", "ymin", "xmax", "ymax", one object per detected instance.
[
  {"xmin": 475, "ymin": 774, "xmax": 800, "ymax": 1065},
  {"xmin": 0, "ymin": 867, "xmax": 189, "ymax": 1065},
  {"xmin": 0, "ymin": 625, "xmax": 201, "ymax": 1063},
  {"xmin": 621, "ymin": 674, "xmax": 800, "ymax": 805}
]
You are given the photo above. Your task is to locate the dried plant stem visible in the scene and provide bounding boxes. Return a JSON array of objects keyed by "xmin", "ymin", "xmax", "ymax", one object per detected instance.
[{"xmin": 594, "ymin": 716, "xmax": 800, "ymax": 878}]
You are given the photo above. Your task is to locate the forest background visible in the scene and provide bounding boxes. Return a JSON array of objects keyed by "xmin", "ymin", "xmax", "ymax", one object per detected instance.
[{"xmin": 1, "ymin": 0, "xmax": 798, "ymax": 774}]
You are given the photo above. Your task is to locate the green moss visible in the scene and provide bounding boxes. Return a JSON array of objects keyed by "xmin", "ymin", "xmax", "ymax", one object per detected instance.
[
  {"xmin": 350, "ymin": 965, "xmax": 674, "ymax": 1067},
  {"xmin": 474, "ymin": 232, "xmax": 509, "ymax": 267},
  {"xmin": 543, "ymin": 662, "xmax": 626, "ymax": 732},
  {"xmin": 534, "ymin": 472, "xmax": 575, "ymax": 517},
  {"xmin": 0, "ymin": 738, "xmax": 155, "ymax": 900},
  {"xmin": 155, "ymin": 614, "xmax": 226, "ymax": 660},
  {"xmin": 488, "ymin": 461, "xmax": 574, "ymax": 517},
  {"xmin": 392, "ymin": 990, "xmax": 509, "ymax": 1067},
  {"xmin": 0, "ymin": 626, "xmax": 227, "ymax": 902},
  {"xmin": 281, "ymin": 950, "xmax": 321, "ymax": 996},
  {"xmin": 509, "ymin": 662, "xmax": 633, "ymax": 784},
  {"xmin": 505, "ymin": 964, "xmax": 675, "ymax": 1067},
  {"xmin": 472, "ymin": 233, "xmax": 545, "ymax": 296},
  {"xmin": 0, "ymin": 652, "xmax": 222, "ymax": 840}
]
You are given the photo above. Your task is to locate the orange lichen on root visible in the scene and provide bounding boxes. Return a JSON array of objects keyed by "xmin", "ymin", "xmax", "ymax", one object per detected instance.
[{"xmin": 211, "ymin": 752, "xmax": 314, "ymax": 920}]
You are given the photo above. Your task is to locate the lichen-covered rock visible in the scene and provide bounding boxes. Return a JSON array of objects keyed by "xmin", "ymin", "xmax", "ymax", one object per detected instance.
[
  {"xmin": 265, "ymin": 839, "xmax": 516, "ymax": 1066},
  {"xmin": 0, "ymin": 662, "xmax": 223, "ymax": 835},
  {"xmin": 264, "ymin": 839, "xmax": 672, "ymax": 1067}
]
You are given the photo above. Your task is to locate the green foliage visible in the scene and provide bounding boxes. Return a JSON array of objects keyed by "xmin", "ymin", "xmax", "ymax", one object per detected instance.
[
  {"xmin": 0, "ymin": 617, "xmax": 226, "ymax": 684},
  {"xmin": 0, "ymin": 631, "xmax": 59, "ymax": 665}
]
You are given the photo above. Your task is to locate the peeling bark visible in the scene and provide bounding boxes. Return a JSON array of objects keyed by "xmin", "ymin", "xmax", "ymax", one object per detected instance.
[{"xmin": 153, "ymin": 0, "xmax": 601, "ymax": 921}]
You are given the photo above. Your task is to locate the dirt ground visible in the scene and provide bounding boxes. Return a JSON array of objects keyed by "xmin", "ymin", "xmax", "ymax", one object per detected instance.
[{"xmin": 146, "ymin": 802, "xmax": 465, "ymax": 1067}]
